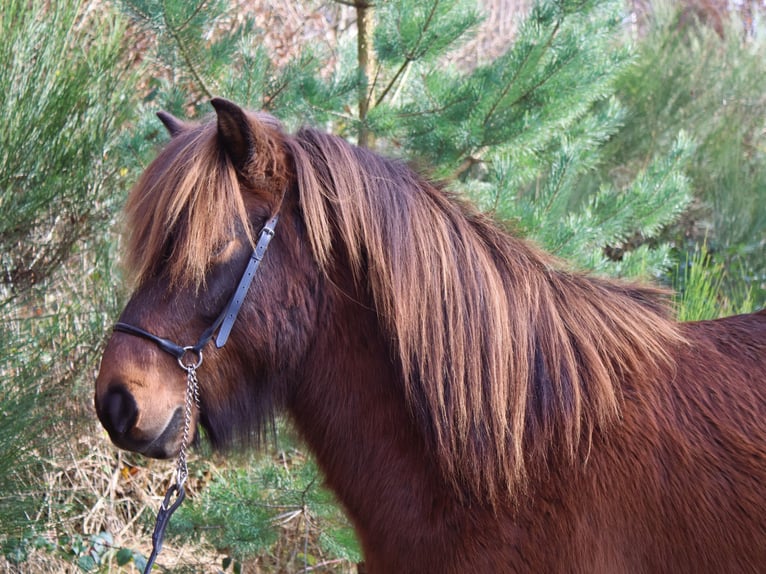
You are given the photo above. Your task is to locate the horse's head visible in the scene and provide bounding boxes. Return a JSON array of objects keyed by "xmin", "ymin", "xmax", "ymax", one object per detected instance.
[{"xmin": 94, "ymin": 99, "xmax": 316, "ymax": 458}]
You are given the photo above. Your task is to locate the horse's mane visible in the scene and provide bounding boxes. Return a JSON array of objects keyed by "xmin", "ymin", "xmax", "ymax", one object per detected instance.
[
  {"xmin": 287, "ymin": 128, "xmax": 684, "ymax": 504},
  {"xmin": 125, "ymin": 113, "xmax": 684, "ymax": 504}
]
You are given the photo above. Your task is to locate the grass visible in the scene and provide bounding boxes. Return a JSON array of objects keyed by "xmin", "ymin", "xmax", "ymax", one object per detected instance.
[
  {"xmin": 0, "ymin": 417, "xmax": 358, "ymax": 573},
  {"xmin": 675, "ymin": 242, "xmax": 755, "ymax": 322}
]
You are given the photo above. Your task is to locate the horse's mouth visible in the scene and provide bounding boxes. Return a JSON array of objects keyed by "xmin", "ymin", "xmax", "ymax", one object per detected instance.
[
  {"xmin": 107, "ymin": 407, "xmax": 187, "ymax": 459},
  {"xmin": 141, "ymin": 407, "xmax": 185, "ymax": 458}
]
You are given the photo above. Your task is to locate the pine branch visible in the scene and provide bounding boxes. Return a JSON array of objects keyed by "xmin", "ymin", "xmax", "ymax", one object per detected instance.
[
  {"xmin": 376, "ymin": 0, "xmax": 440, "ymax": 106},
  {"xmin": 161, "ymin": 0, "xmax": 213, "ymax": 99},
  {"xmin": 481, "ymin": 19, "xmax": 561, "ymax": 133}
]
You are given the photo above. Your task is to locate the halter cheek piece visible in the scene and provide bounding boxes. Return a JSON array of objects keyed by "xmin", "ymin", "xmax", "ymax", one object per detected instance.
[{"xmin": 113, "ymin": 214, "xmax": 279, "ymax": 362}]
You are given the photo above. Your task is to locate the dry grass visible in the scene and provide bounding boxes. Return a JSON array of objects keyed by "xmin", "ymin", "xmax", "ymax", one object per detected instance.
[
  {"xmin": 0, "ymin": 417, "xmax": 216, "ymax": 573},
  {"xmin": 0, "ymin": 409, "xmax": 357, "ymax": 573}
]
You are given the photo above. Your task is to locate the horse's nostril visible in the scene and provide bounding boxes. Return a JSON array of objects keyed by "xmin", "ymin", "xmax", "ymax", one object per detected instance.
[{"xmin": 100, "ymin": 385, "xmax": 138, "ymax": 436}]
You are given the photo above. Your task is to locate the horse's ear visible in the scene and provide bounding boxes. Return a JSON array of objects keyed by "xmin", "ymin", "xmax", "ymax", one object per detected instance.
[
  {"xmin": 156, "ymin": 111, "xmax": 187, "ymax": 137},
  {"xmin": 210, "ymin": 97, "xmax": 256, "ymax": 171}
]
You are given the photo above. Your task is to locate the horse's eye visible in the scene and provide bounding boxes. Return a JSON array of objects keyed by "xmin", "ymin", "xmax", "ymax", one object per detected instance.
[{"xmin": 211, "ymin": 239, "xmax": 239, "ymax": 263}]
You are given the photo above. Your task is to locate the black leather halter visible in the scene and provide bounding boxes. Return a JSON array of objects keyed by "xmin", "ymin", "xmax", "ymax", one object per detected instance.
[{"xmin": 113, "ymin": 214, "xmax": 279, "ymax": 365}]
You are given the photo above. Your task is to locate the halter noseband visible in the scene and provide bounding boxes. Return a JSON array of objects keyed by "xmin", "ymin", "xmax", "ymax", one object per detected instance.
[{"xmin": 113, "ymin": 214, "xmax": 279, "ymax": 364}]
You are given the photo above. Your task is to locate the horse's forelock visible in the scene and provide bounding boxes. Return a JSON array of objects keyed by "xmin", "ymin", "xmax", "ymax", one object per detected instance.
[
  {"xmin": 124, "ymin": 116, "xmax": 286, "ymax": 290},
  {"xmin": 290, "ymin": 128, "xmax": 684, "ymax": 504}
]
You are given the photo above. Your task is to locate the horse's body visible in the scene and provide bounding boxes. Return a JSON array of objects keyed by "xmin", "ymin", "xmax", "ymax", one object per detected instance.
[
  {"xmin": 291, "ymin": 309, "xmax": 766, "ymax": 573},
  {"xmin": 95, "ymin": 99, "xmax": 766, "ymax": 573}
]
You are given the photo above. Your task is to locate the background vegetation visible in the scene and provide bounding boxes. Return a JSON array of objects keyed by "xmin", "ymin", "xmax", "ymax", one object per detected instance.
[{"xmin": 1, "ymin": 0, "xmax": 763, "ymax": 571}]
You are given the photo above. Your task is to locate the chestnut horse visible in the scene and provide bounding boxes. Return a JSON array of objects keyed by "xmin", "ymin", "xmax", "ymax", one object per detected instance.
[{"xmin": 95, "ymin": 98, "xmax": 766, "ymax": 573}]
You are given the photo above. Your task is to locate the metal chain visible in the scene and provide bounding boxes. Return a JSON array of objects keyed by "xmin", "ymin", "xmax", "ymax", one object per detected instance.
[
  {"xmin": 143, "ymin": 352, "xmax": 202, "ymax": 573},
  {"xmin": 176, "ymin": 357, "xmax": 201, "ymax": 487}
]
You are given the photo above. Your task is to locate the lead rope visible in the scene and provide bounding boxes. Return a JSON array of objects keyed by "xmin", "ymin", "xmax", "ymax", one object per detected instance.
[{"xmin": 143, "ymin": 349, "xmax": 202, "ymax": 573}]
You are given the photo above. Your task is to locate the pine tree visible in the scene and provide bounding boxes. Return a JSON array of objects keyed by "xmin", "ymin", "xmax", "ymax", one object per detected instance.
[
  {"xmin": 359, "ymin": 0, "xmax": 692, "ymax": 279},
  {"xmin": 598, "ymin": 0, "xmax": 766, "ymax": 307}
]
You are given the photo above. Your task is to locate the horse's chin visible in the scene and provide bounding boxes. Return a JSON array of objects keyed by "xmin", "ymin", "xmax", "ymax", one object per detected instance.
[{"xmin": 107, "ymin": 406, "xmax": 188, "ymax": 460}]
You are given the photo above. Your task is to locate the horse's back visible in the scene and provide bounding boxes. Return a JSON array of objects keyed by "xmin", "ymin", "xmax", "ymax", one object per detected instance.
[
  {"xmin": 472, "ymin": 311, "xmax": 766, "ymax": 574},
  {"xmin": 525, "ymin": 309, "xmax": 766, "ymax": 573},
  {"xmin": 634, "ymin": 309, "xmax": 766, "ymax": 572}
]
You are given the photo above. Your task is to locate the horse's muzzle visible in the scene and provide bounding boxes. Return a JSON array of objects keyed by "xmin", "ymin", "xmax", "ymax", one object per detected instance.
[{"xmin": 96, "ymin": 385, "xmax": 184, "ymax": 459}]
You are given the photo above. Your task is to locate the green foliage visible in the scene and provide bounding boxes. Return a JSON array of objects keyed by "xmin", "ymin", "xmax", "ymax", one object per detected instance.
[
  {"xmin": 170, "ymin": 446, "xmax": 360, "ymax": 568},
  {"xmin": 119, "ymin": 0, "xmax": 355, "ymax": 134},
  {"xmin": 475, "ymin": 122, "xmax": 694, "ymax": 278},
  {"xmin": 675, "ymin": 242, "xmax": 755, "ymax": 321},
  {"xmin": 374, "ymin": 0, "xmax": 481, "ymax": 66},
  {"xmin": 0, "ymin": 0, "xmax": 137, "ymax": 544},
  {"xmin": 373, "ymin": 0, "xmax": 632, "ymax": 174},
  {"xmin": 3, "ymin": 529, "xmax": 147, "ymax": 572},
  {"xmin": 599, "ymin": 0, "xmax": 766, "ymax": 305},
  {"xmin": 351, "ymin": 0, "xmax": 689, "ymax": 280},
  {"xmin": 0, "ymin": 0, "xmax": 133, "ymax": 303}
]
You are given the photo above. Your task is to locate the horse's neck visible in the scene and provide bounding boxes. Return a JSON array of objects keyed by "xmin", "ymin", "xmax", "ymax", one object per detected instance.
[
  {"xmin": 284, "ymin": 298, "xmax": 589, "ymax": 573},
  {"xmin": 287, "ymin": 289, "xmax": 464, "ymax": 567},
  {"xmin": 280, "ymin": 274, "xmax": 647, "ymax": 573}
]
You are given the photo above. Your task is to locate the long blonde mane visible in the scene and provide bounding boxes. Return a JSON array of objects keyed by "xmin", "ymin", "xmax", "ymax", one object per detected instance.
[{"xmin": 287, "ymin": 128, "xmax": 683, "ymax": 503}]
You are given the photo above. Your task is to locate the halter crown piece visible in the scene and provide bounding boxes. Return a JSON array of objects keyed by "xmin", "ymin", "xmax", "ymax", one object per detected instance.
[{"xmin": 112, "ymin": 214, "xmax": 279, "ymax": 573}]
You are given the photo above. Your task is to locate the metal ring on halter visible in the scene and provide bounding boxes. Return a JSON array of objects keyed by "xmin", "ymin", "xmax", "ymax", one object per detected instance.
[{"xmin": 177, "ymin": 346, "xmax": 203, "ymax": 371}]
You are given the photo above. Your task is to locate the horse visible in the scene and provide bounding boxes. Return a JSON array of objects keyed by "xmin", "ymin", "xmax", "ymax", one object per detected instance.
[{"xmin": 95, "ymin": 98, "xmax": 766, "ymax": 573}]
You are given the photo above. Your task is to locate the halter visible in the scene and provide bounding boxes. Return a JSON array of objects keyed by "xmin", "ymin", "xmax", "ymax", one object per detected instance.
[
  {"xmin": 112, "ymin": 214, "xmax": 278, "ymax": 573},
  {"xmin": 114, "ymin": 214, "xmax": 279, "ymax": 361}
]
